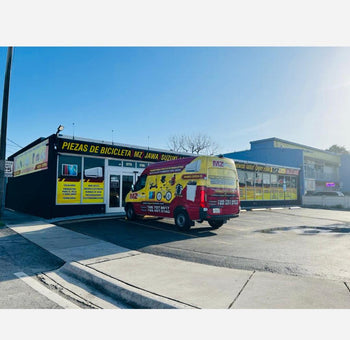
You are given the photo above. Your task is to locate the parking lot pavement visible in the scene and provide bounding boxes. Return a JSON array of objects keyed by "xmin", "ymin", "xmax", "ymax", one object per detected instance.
[{"xmin": 3, "ymin": 208, "xmax": 350, "ymax": 309}]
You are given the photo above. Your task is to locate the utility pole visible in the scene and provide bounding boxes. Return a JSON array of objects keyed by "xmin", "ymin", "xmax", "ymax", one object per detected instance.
[{"xmin": 0, "ymin": 47, "xmax": 14, "ymax": 217}]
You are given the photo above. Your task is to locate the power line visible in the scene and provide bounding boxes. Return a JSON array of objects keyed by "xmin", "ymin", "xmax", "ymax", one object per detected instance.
[{"xmin": 7, "ymin": 138, "xmax": 23, "ymax": 148}]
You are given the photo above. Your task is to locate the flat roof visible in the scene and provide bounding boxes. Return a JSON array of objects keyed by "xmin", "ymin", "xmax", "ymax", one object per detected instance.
[{"xmin": 250, "ymin": 137, "xmax": 337, "ymax": 155}]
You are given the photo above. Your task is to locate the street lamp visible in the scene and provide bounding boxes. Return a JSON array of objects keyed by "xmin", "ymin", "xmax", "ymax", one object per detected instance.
[{"xmin": 56, "ymin": 125, "xmax": 64, "ymax": 136}]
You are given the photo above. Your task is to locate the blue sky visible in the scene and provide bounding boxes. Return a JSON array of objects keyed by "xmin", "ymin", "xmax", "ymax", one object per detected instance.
[{"xmin": 1, "ymin": 46, "xmax": 350, "ymax": 157}]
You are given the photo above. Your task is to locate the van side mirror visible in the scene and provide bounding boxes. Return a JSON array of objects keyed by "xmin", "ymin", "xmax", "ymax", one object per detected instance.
[{"xmin": 131, "ymin": 184, "xmax": 135, "ymax": 192}]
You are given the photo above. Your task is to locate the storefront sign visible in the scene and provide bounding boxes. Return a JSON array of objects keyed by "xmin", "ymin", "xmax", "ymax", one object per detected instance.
[
  {"xmin": 235, "ymin": 161, "xmax": 299, "ymax": 175},
  {"xmin": 14, "ymin": 139, "xmax": 49, "ymax": 177},
  {"xmin": 58, "ymin": 138, "xmax": 185, "ymax": 162}
]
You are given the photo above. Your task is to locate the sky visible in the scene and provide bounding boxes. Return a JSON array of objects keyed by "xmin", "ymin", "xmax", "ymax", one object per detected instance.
[{"xmin": 1, "ymin": 46, "xmax": 350, "ymax": 158}]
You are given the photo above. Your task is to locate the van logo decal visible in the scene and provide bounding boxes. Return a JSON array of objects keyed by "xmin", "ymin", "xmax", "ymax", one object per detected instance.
[
  {"xmin": 156, "ymin": 192, "xmax": 162, "ymax": 201},
  {"xmin": 165, "ymin": 191, "xmax": 172, "ymax": 201},
  {"xmin": 213, "ymin": 160, "xmax": 224, "ymax": 167},
  {"xmin": 182, "ymin": 174, "xmax": 206, "ymax": 180},
  {"xmin": 175, "ymin": 184, "xmax": 183, "ymax": 196},
  {"xmin": 169, "ymin": 175, "xmax": 176, "ymax": 185}
]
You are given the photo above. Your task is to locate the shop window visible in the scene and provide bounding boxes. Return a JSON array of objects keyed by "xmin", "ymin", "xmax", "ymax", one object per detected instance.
[
  {"xmin": 83, "ymin": 157, "xmax": 105, "ymax": 204},
  {"xmin": 290, "ymin": 176, "xmax": 297, "ymax": 200},
  {"xmin": 283, "ymin": 176, "xmax": 290, "ymax": 199},
  {"xmin": 278, "ymin": 175, "xmax": 285, "ymax": 200},
  {"xmin": 57, "ymin": 155, "xmax": 82, "ymax": 204},
  {"xmin": 271, "ymin": 174, "xmax": 278, "ymax": 200},
  {"xmin": 263, "ymin": 173, "xmax": 271, "ymax": 200},
  {"xmin": 108, "ymin": 159, "xmax": 122, "ymax": 167},
  {"xmin": 123, "ymin": 161, "xmax": 136, "ymax": 168},
  {"xmin": 246, "ymin": 171, "xmax": 254, "ymax": 200},
  {"xmin": 58, "ymin": 155, "xmax": 82, "ymax": 179},
  {"xmin": 255, "ymin": 172, "xmax": 263, "ymax": 200},
  {"xmin": 237, "ymin": 169, "xmax": 246, "ymax": 200}
]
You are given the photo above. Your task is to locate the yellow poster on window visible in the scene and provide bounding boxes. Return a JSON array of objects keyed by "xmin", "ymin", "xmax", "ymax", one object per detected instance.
[
  {"xmin": 57, "ymin": 178, "xmax": 81, "ymax": 204},
  {"xmin": 82, "ymin": 180, "xmax": 104, "ymax": 203}
]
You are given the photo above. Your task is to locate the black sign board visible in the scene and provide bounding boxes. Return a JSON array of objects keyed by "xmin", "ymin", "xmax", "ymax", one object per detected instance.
[{"xmin": 57, "ymin": 138, "xmax": 187, "ymax": 163}]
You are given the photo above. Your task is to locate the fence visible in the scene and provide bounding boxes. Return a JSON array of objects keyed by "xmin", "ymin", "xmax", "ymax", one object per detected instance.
[{"xmin": 302, "ymin": 195, "xmax": 350, "ymax": 209}]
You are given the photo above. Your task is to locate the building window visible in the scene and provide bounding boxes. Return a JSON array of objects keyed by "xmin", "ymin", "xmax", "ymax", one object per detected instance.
[
  {"xmin": 237, "ymin": 169, "xmax": 246, "ymax": 200},
  {"xmin": 246, "ymin": 171, "xmax": 255, "ymax": 200},
  {"xmin": 83, "ymin": 157, "xmax": 105, "ymax": 204},
  {"xmin": 255, "ymin": 171, "xmax": 263, "ymax": 200},
  {"xmin": 57, "ymin": 155, "xmax": 82, "ymax": 204},
  {"xmin": 271, "ymin": 174, "xmax": 278, "ymax": 200},
  {"xmin": 263, "ymin": 173, "xmax": 271, "ymax": 200}
]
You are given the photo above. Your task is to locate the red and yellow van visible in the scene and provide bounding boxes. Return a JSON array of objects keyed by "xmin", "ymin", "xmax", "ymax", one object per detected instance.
[{"xmin": 125, "ymin": 155, "xmax": 240, "ymax": 230}]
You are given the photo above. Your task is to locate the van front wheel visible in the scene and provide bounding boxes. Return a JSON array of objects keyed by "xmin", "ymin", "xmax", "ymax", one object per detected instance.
[
  {"xmin": 174, "ymin": 210, "xmax": 191, "ymax": 231},
  {"xmin": 208, "ymin": 220, "xmax": 224, "ymax": 229},
  {"xmin": 125, "ymin": 204, "xmax": 136, "ymax": 220}
]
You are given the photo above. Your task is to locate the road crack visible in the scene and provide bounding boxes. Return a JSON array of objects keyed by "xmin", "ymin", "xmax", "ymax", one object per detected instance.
[
  {"xmin": 228, "ymin": 270, "xmax": 255, "ymax": 309},
  {"xmin": 345, "ymin": 282, "xmax": 350, "ymax": 294}
]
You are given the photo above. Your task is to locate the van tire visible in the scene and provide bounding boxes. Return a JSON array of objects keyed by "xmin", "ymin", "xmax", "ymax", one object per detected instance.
[
  {"xmin": 174, "ymin": 209, "xmax": 191, "ymax": 231},
  {"xmin": 208, "ymin": 220, "xmax": 224, "ymax": 229},
  {"xmin": 125, "ymin": 204, "xmax": 136, "ymax": 220}
]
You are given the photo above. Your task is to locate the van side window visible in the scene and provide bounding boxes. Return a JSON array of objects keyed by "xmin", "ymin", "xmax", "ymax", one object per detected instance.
[
  {"xmin": 134, "ymin": 174, "xmax": 147, "ymax": 191},
  {"xmin": 185, "ymin": 160, "xmax": 201, "ymax": 172}
]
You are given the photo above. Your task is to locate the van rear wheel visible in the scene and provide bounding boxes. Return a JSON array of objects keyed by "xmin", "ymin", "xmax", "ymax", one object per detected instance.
[
  {"xmin": 174, "ymin": 210, "xmax": 191, "ymax": 231},
  {"xmin": 208, "ymin": 220, "xmax": 224, "ymax": 229}
]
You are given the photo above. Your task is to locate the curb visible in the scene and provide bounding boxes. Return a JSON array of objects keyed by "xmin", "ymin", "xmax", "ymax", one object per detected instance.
[{"xmin": 60, "ymin": 262, "xmax": 196, "ymax": 309}]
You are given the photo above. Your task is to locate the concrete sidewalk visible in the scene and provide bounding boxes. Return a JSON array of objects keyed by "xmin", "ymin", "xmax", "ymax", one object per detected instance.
[{"xmin": 3, "ymin": 209, "xmax": 350, "ymax": 309}]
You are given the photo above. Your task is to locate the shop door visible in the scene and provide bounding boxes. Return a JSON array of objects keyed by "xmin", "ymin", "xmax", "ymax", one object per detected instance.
[
  {"xmin": 108, "ymin": 173, "xmax": 121, "ymax": 212},
  {"xmin": 106, "ymin": 169, "xmax": 140, "ymax": 213}
]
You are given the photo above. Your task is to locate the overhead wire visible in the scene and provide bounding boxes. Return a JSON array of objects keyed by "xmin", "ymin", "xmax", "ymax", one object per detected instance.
[{"xmin": 7, "ymin": 138, "xmax": 23, "ymax": 149}]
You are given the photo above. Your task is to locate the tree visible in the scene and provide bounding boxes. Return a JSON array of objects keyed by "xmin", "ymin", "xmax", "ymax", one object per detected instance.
[
  {"xmin": 326, "ymin": 145, "xmax": 349, "ymax": 155},
  {"xmin": 168, "ymin": 133, "xmax": 219, "ymax": 155}
]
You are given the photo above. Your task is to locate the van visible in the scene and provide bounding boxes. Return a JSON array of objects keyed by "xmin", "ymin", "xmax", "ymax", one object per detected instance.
[{"xmin": 125, "ymin": 155, "xmax": 240, "ymax": 230}]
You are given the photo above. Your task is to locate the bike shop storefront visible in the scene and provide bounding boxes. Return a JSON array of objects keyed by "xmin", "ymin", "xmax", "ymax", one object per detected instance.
[
  {"xmin": 6, "ymin": 134, "xmax": 188, "ymax": 219},
  {"xmin": 55, "ymin": 136, "xmax": 189, "ymax": 216}
]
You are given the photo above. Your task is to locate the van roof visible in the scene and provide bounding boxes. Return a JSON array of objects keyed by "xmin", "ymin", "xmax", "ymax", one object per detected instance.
[{"xmin": 143, "ymin": 156, "xmax": 197, "ymax": 174}]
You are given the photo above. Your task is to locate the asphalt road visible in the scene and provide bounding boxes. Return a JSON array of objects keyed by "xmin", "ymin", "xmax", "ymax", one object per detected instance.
[{"xmin": 58, "ymin": 207, "xmax": 350, "ymax": 282}]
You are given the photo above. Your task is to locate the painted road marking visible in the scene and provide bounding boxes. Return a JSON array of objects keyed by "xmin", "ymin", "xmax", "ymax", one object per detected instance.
[{"xmin": 14, "ymin": 272, "xmax": 80, "ymax": 309}]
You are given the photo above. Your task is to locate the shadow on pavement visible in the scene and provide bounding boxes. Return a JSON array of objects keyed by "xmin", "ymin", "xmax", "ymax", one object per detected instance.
[{"xmin": 58, "ymin": 216, "xmax": 217, "ymax": 252}]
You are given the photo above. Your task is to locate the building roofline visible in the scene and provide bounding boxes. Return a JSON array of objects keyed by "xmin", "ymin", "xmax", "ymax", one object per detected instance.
[
  {"xmin": 7, "ymin": 136, "xmax": 48, "ymax": 159},
  {"xmin": 250, "ymin": 137, "xmax": 338, "ymax": 155}
]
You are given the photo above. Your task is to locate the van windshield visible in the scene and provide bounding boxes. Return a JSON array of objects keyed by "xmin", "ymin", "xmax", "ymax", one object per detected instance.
[{"xmin": 134, "ymin": 174, "xmax": 147, "ymax": 191}]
